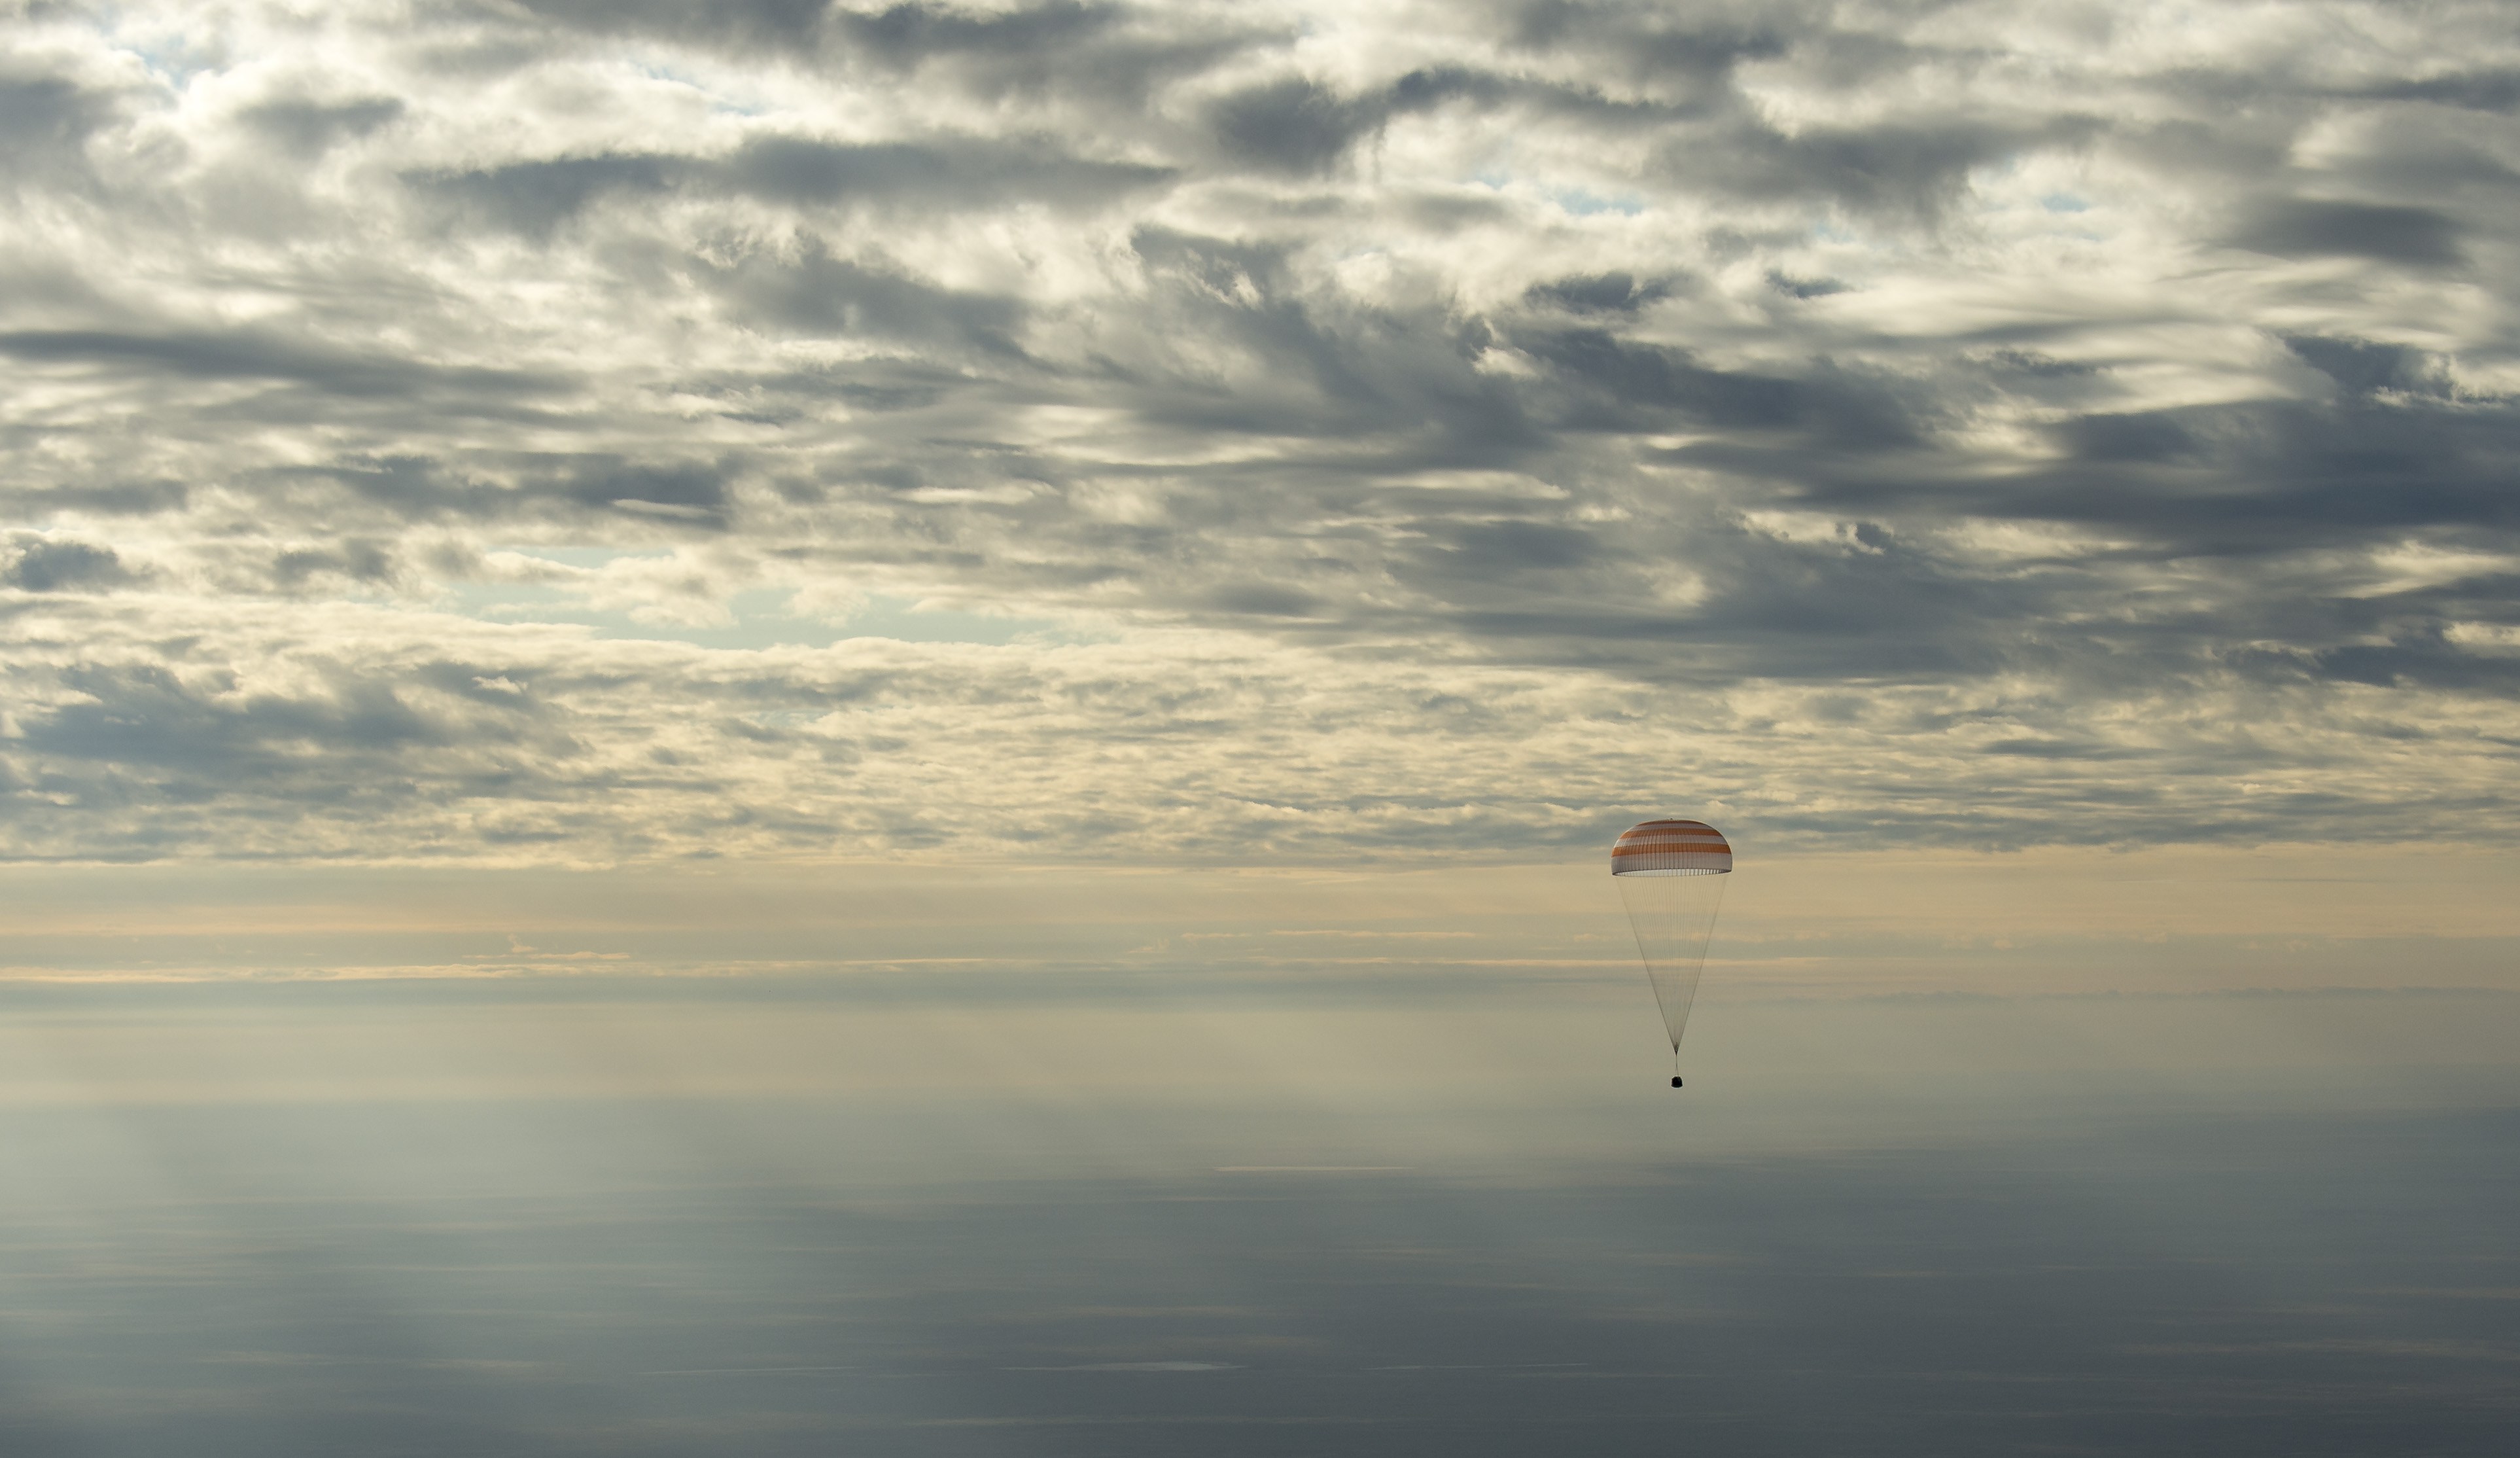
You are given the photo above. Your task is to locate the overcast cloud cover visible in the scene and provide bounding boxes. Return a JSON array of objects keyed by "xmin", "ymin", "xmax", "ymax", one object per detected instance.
[{"xmin": 5, "ymin": 0, "xmax": 2519, "ymax": 864}]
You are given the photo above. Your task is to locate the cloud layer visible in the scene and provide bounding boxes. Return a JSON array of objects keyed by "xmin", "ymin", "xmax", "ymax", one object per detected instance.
[{"xmin": 4, "ymin": 0, "xmax": 2517, "ymax": 862}]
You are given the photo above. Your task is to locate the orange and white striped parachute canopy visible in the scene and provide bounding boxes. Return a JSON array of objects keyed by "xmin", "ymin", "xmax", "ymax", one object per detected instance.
[{"xmin": 1610, "ymin": 818, "xmax": 1732, "ymax": 876}]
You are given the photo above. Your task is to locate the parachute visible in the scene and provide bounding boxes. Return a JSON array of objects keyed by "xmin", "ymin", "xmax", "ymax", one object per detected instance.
[{"xmin": 1611, "ymin": 819, "xmax": 1732, "ymax": 1086}]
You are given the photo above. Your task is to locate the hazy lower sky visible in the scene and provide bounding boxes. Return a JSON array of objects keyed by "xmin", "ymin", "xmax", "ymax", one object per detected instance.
[{"xmin": 3, "ymin": 3, "xmax": 2518, "ymax": 1453}]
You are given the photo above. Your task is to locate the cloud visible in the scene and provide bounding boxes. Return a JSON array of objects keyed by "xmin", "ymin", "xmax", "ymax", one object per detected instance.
[
  {"xmin": 0, "ymin": 0, "xmax": 2515, "ymax": 864},
  {"xmin": 4, "ymin": 536, "xmax": 135, "ymax": 592},
  {"xmin": 237, "ymin": 96, "xmax": 403, "ymax": 158},
  {"xmin": 2228, "ymin": 198, "xmax": 2466, "ymax": 265},
  {"xmin": 706, "ymin": 238, "xmax": 1028, "ymax": 354},
  {"xmin": 0, "ymin": 329, "xmax": 564, "ymax": 400},
  {"xmin": 0, "ymin": 67, "xmax": 116, "ymax": 181}
]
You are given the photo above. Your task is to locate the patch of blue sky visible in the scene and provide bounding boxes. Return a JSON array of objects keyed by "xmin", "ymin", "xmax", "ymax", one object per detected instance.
[
  {"xmin": 1464, "ymin": 170, "xmax": 1645, "ymax": 217},
  {"xmin": 113, "ymin": 31, "xmax": 219, "ymax": 90},
  {"xmin": 627, "ymin": 56, "xmax": 765, "ymax": 116},
  {"xmin": 2041, "ymin": 193, "xmax": 2092, "ymax": 213},
  {"xmin": 1550, "ymin": 188, "xmax": 1646, "ymax": 217}
]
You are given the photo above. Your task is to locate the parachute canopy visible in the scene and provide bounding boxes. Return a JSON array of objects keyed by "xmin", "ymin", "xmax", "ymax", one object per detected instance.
[
  {"xmin": 1610, "ymin": 819, "xmax": 1732, "ymax": 877},
  {"xmin": 1611, "ymin": 818, "xmax": 1732, "ymax": 1059}
]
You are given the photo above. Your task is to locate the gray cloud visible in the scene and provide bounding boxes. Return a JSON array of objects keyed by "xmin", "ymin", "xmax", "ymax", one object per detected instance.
[
  {"xmin": 2351, "ymin": 70, "xmax": 2520, "ymax": 113},
  {"xmin": 502, "ymin": 0, "xmax": 1240, "ymax": 109},
  {"xmin": 2229, "ymin": 198, "xmax": 2467, "ymax": 265},
  {"xmin": 1204, "ymin": 76, "xmax": 1382, "ymax": 173},
  {"xmin": 833, "ymin": 0, "xmax": 1125, "ymax": 65},
  {"xmin": 706, "ymin": 238, "xmax": 1028, "ymax": 354},
  {"xmin": 0, "ymin": 70, "xmax": 111, "ymax": 179},
  {"xmin": 1525, "ymin": 270, "xmax": 1687, "ymax": 315},
  {"xmin": 0, "ymin": 329, "xmax": 567, "ymax": 402},
  {"xmin": 410, "ymin": 152, "xmax": 676, "ymax": 238},
  {"xmin": 1676, "ymin": 116, "xmax": 2097, "ymax": 221},
  {"xmin": 413, "ymin": 135, "xmax": 1171, "ymax": 237},
  {"xmin": 238, "ymin": 96, "xmax": 404, "ymax": 158},
  {"xmin": 3, "ymin": 536, "xmax": 132, "ymax": 592},
  {"xmin": 722, "ymin": 133, "xmax": 1174, "ymax": 206}
]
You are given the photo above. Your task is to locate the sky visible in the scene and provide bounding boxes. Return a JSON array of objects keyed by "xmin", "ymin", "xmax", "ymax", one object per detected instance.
[
  {"xmin": 4, "ymin": 0, "xmax": 2516, "ymax": 870},
  {"xmin": 3, "ymin": 1, "xmax": 2519, "ymax": 1453}
]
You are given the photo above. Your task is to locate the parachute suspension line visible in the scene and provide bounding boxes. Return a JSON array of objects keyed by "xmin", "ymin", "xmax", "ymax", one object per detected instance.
[
  {"xmin": 1611, "ymin": 818, "xmax": 1732, "ymax": 1088},
  {"xmin": 1628, "ymin": 900, "xmax": 1681, "ymax": 1039}
]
